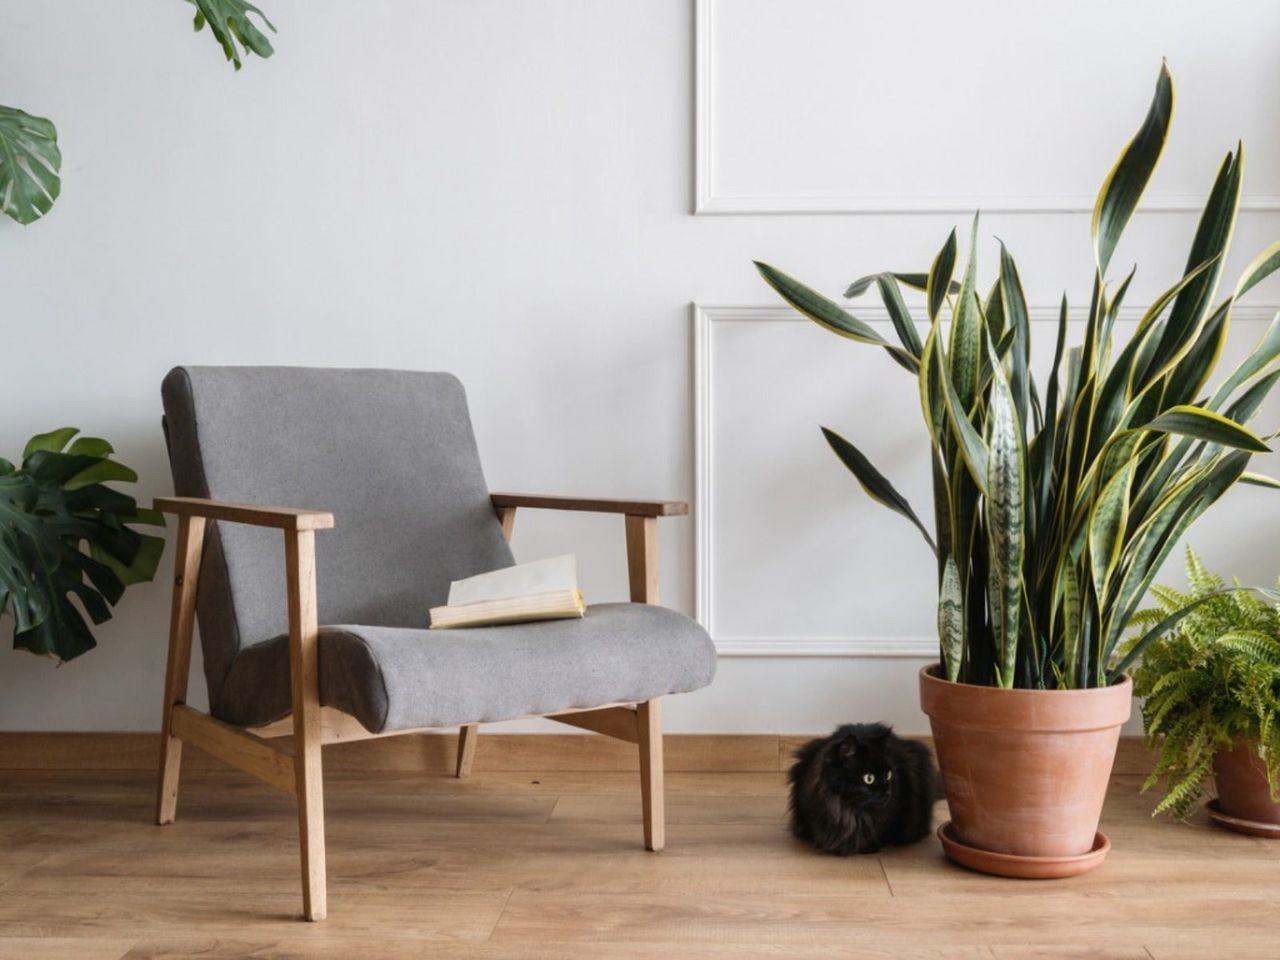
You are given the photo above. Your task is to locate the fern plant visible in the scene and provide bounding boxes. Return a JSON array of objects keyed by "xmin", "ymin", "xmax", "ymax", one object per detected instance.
[
  {"xmin": 755, "ymin": 63, "xmax": 1280, "ymax": 690},
  {"xmin": 1128, "ymin": 550, "xmax": 1280, "ymax": 818}
]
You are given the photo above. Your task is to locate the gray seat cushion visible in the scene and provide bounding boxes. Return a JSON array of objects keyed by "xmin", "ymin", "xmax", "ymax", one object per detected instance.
[{"xmin": 217, "ymin": 602, "xmax": 717, "ymax": 732}]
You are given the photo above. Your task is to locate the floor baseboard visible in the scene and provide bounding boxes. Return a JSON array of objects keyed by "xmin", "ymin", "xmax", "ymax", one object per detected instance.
[{"xmin": 0, "ymin": 730, "xmax": 1156, "ymax": 775}]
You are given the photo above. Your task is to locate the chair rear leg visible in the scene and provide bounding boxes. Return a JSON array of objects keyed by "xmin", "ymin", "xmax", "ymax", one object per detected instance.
[
  {"xmin": 456, "ymin": 724, "xmax": 479, "ymax": 778},
  {"xmin": 156, "ymin": 515, "xmax": 205, "ymax": 825},
  {"xmin": 637, "ymin": 698, "xmax": 665, "ymax": 852}
]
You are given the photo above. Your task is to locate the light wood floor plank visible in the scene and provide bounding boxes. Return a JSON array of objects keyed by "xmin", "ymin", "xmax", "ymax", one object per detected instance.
[{"xmin": 0, "ymin": 765, "xmax": 1274, "ymax": 957}]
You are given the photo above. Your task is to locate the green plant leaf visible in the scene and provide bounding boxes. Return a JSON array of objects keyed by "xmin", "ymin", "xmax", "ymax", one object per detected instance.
[
  {"xmin": 938, "ymin": 556, "xmax": 964, "ymax": 682},
  {"xmin": 820, "ymin": 427, "xmax": 936, "ymax": 553},
  {"xmin": 1235, "ymin": 240, "xmax": 1280, "ymax": 301},
  {"xmin": 0, "ymin": 105, "xmax": 61, "ymax": 226},
  {"xmin": 22, "ymin": 427, "xmax": 78, "ymax": 460},
  {"xmin": 1111, "ymin": 587, "xmax": 1250, "ymax": 680},
  {"xmin": 1144, "ymin": 147, "xmax": 1241, "ymax": 379},
  {"xmin": 1088, "ymin": 460, "xmax": 1136, "ymax": 598},
  {"xmin": 1092, "ymin": 63, "xmax": 1173, "ymax": 275},
  {"xmin": 934, "ymin": 332, "xmax": 990, "ymax": 491},
  {"xmin": 1, "ymin": 431, "xmax": 165, "ymax": 663},
  {"xmin": 985, "ymin": 353, "xmax": 1025, "ymax": 688},
  {"xmin": 876, "ymin": 274, "xmax": 923, "ymax": 358},
  {"xmin": 926, "ymin": 230, "xmax": 958, "ymax": 322},
  {"xmin": 1239, "ymin": 472, "xmax": 1280, "ymax": 489},
  {"xmin": 1144, "ymin": 405, "xmax": 1270, "ymax": 453},
  {"xmin": 949, "ymin": 217, "xmax": 982, "ymax": 410},
  {"xmin": 188, "ymin": 0, "xmax": 277, "ymax": 70},
  {"xmin": 755, "ymin": 262, "xmax": 917, "ymax": 372}
]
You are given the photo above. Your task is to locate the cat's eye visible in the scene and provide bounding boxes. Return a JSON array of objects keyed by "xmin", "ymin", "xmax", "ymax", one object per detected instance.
[
  {"xmin": 862, "ymin": 773, "xmax": 875, "ymax": 785},
  {"xmin": 886, "ymin": 770, "xmax": 893, "ymax": 781}
]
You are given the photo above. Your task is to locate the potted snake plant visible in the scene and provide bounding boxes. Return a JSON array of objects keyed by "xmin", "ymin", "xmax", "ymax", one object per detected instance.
[
  {"xmin": 1130, "ymin": 550, "xmax": 1280, "ymax": 835},
  {"xmin": 755, "ymin": 63, "xmax": 1280, "ymax": 877}
]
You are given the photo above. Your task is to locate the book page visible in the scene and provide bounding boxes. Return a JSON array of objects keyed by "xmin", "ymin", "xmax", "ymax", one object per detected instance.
[{"xmin": 446, "ymin": 554, "xmax": 578, "ymax": 607}]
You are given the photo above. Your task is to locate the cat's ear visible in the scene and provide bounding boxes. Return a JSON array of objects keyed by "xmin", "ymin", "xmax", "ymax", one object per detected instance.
[{"xmin": 838, "ymin": 738, "xmax": 858, "ymax": 758}]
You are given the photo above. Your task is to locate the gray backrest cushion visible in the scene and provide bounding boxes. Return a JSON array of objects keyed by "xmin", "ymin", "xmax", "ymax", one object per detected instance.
[{"xmin": 161, "ymin": 367, "xmax": 514, "ymax": 711}]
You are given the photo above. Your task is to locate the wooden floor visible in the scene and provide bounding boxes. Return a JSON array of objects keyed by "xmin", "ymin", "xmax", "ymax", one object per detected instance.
[{"xmin": 1, "ymin": 764, "xmax": 1277, "ymax": 959}]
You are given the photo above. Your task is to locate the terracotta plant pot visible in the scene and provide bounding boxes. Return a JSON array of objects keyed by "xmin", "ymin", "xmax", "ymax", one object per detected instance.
[
  {"xmin": 919, "ymin": 665, "xmax": 1132, "ymax": 866},
  {"xmin": 1213, "ymin": 743, "xmax": 1280, "ymax": 826}
]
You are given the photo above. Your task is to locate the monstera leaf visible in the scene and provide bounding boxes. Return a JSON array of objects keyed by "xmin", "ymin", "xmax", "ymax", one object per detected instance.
[
  {"xmin": 188, "ymin": 0, "xmax": 277, "ymax": 70},
  {"xmin": 0, "ymin": 429, "xmax": 165, "ymax": 662},
  {"xmin": 0, "ymin": 106, "xmax": 61, "ymax": 225}
]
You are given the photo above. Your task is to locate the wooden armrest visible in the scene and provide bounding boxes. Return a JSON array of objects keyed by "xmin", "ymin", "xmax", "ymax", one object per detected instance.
[
  {"xmin": 490, "ymin": 492, "xmax": 688, "ymax": 518},
  {"xmin": 155, "ymin": 496, "xmax": 335, "ymax": 531}
]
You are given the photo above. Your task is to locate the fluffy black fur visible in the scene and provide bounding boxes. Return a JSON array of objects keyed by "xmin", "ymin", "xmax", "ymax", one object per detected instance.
[{"xmin": 787, "ymin": 722, "xmax": 940, "ymax": 855}]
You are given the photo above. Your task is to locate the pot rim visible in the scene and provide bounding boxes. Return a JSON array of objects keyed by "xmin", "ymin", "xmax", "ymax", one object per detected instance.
[
  {"xmin": 919, "ymin": 663, "xmax": 1133, "ymax": 731},
  {"xmin": 920, "ymin": 662, "xmax": 1133, "ymax": 694}
]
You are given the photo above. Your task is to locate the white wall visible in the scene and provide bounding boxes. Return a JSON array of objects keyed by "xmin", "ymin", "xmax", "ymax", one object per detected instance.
[{"xmin": 1, "ymin": 0, "xmax": 1277, "ymax": 735}]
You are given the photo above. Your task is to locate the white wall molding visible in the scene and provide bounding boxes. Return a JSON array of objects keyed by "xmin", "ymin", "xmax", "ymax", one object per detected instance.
[
  {"xmin": 693, "ymin": 301, "xmax": 1280, "ymax": 658},
  {"xmin": 693, "ymin": 0, "xmax": 1280, "ymax": 216}
]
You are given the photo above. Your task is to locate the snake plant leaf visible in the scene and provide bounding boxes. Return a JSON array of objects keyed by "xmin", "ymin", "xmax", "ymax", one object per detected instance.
[
  {"xmin": 820, "ymin": 427, "xmax": 936, "ymax": 553},
  {"xmin": 754, "ymin": 262, "xmax": 918, "ymax": 372},
  {"xmin": 845, "ymin": 272, "xmax": 944, "ymax": 298},
  {"xmin": 0, "ymin": 106, "xmax": 61, "ymax": 226},
  {"xmin": 938, "ymin": 556, "xmax": 964, "ymax": 681},
  {"xmin": 1144, "ymin": 405, "xmax": 1270, "ymax": 452},
  {"xmin": 1163, "ymin": 302, "xmax": 1232, "ymax": 408},
  {"xmin": 950, "ymin": 217, "xmax": 983, "ymax": 410},
  {"xmin": 876, "ymin": 274, "xmax": 923, "ymax": 358},
  {"xmin": 1235, "ymin": 240, "xmax": 1280, "ymax": 300},
  {"xmin": 1088, "ymin": 459, "xmax": 1137, "ymax": 597},
  {"xmin": 934, "ymin": 333, "xmax": 990, "ymax": 491},
  {"xmin": 926, "ymin": 230, "xmax": 958, "ymax": 322},
  {"xmin": 985, "ymin": 353, "xmax": 1026, "ymax": 688},
  {"xmin": 1226, "ymin": 369, "xmax": 1280, "ymax": 425},
  {"xmin": 1145, "ymin": 148, "xmax": 1241, "ymax": 379},
  {"xmin": 1093, "ymin": 63, "xmax": 1173, "ymax": 275},
  {"xmin": 1110, "ymin": 587, "xmax": 1245, "ymax": 681},
  {"xmin": 998, "ymin": 242, "xmax": 1032, "ymax": 425},
  {"xmin": 188, "ymin": 0, "xmax": 277, "ymax": 70},
  {"xmin": 1239, "ymin": 472, "xmax": 1280, "ymax": 489},
  {"xmin": 1213, "ymin": 314, "xmax": 1280, "ymax": 409},
  {"xmin": 1062, "ymin": 566, "xmax": 1083, "ymax": 689}
]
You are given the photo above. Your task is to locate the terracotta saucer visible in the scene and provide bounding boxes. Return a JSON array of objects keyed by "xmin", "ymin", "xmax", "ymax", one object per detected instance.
[
  {"xmin": 937, "ymin": 822, "xmax": 1111, "ymax": 879},
  {"xmin": 1206, "ymin": 799, "xmax": 1280, "ymax": 839}
]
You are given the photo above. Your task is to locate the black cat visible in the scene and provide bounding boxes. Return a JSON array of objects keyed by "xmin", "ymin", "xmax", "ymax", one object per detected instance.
[{"xmin": 788, "ymin": 722, "xmax": 940, "ymax": 855}]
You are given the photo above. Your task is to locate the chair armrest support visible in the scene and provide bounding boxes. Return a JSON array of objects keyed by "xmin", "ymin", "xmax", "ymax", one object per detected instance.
[
  {"xmin": 489, "ymin": 493, "xmax": 687, "ymax": 518},
  {"xmin": 155, "ymin": 496, "xmax": 335, "ymax": 531}
]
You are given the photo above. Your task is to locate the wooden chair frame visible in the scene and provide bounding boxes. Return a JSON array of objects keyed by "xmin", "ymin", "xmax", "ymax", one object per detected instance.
[{"xmin": 154, "ymin": 492, "xmax": 687, "ymax": 921}]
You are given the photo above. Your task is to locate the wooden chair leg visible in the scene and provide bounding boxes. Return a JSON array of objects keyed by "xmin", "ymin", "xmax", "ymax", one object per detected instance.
[
  {"xmin": 155, "ymin": 515, "xmax": 205, "ymax": 826},
  {"xmin": 456, "ymin": 723, "xmax": 479, "ymax": 778},
  {"xmin": 286, "ymin": 530, "xmax": 327, "ymax": 921},
  {"xmin": 637, "ymin": 698, "xmax": 665, "ymax": 852}
]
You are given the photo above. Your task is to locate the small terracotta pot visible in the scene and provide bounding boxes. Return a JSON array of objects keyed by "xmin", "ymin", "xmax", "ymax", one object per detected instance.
[
  {"xmin": 919, "ymin": 665, "xmax": 1132, "ymax": 859},
  {"xmin": 1214, "ymin": 742, "xmax": 1280, "ymax": 825}
]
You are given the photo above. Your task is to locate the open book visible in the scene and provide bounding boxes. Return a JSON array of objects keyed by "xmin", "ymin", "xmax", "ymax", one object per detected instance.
[{"xmin": 429, "ymin": 555, "xmax": 586, "ymax": 629}]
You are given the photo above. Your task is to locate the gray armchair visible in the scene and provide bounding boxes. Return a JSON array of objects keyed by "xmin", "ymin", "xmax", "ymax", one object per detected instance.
[{"xmin": 153, "ymin": 366, "xmax": 716, "ymax": 920}]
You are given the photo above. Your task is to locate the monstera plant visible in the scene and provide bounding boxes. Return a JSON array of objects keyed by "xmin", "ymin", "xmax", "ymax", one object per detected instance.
[
  {"xmin": 0, "ymin": 429, "xmax": 166, "ymax": 662},
  {"xmin": 0, "ymin": 0, "xmax": 275, "ymax": 225},
  {"xmin": 755, "ymin": 63, "xmax": 1280, "ymax": 875}
]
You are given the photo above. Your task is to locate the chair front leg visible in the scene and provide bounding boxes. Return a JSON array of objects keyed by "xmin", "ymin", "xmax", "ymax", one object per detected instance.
[
  {"xmin": 637, "ymin": 698, "xmax": 665, "ymax": 852},
  {"xmin": 155, "ymin": 514, "xmax": 206, "ymax": 825},
  {"xmin": 625, "ymin": 513, "xmax": 665, "ymax": 851},
  {"xmin": 286, "ymin": 529, "xmax": 327, "ymax": 921}
]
